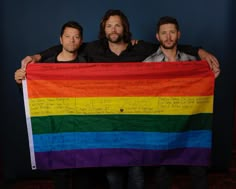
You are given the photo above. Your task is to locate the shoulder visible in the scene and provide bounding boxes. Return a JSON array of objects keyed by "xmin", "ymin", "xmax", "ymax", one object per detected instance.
[
  {"xmin": 77, "ymin": 43, "xmax": 87, "ymax": 54},
  {"xmin": 179, "ymin": 51, "xmax": 198, "ymax": 61},
  {"xmin": 143, "ymin": 48, "xmax": 163, "ymax": 62},
  {"xmin": 43, "ymin": 55, "xmax": 57, "ymax": 62},
  {"xmin": 133, "ymin": 40, "xmax": 159, "ymax": 54},
  {"xmin": 86, "ymin": 40, "xmax": 106, "ymax": 49},
  {"xmin": 84, "ymin": 40, "xmax": 108, "ymax": 56},
  {"xmin": 77, "ymin": 54, "xmax": 87, "ymax": 62}
]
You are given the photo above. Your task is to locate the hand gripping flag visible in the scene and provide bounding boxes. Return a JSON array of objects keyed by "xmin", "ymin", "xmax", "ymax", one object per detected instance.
[{"xmin": 22, "ymin": 61, "xmax": 215, "ymax": 170}]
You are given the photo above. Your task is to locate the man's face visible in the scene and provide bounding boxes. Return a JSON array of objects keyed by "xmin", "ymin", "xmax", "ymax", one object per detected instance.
[
  {"xmin": 157, "ymin": 23, "xmax": 180, "ymax": 49},
  {"xmin": 60, "ymin": 27, "xmax": 82, "ymax": 53},
  {"xmin": 105, "ymin": 15, "xmax": 124, "ymax": 43}
]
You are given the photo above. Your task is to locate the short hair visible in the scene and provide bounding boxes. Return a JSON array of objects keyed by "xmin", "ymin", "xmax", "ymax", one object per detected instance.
[
  {"xmin": 98, "ymin": 9, "xmax": 132, "ymax": 43},
  {"xmin": 156, "ymin": 16, "xmax": 179, "ymax": 33},
  {"xmin": 60, "ymin": 21, "xmax": 83, "ymax": 38}
]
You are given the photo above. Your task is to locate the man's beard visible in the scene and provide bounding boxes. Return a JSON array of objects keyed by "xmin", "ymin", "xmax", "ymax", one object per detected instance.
[
  {"xmin": 107, "ymin": 33, "xmax": 123, "ymax": 43},
  {"xmin": 64, "ymin": 44, "xmax": 79, "ymax": 53},
  {"xmin": 160, "ymin": 40, "xmax": 178, "ymax": 49},
  {"xmin": 64, "ymin": 48, "xmax": 78, "ymax": 53}
]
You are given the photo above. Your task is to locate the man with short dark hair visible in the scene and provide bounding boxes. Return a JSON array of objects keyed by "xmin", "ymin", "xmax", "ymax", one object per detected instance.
[
  {"xmin": 15, "ymin": 21, "xmax": 92, "ymax": 189},
  {"xmin": 143, "ymin": 16, "xmax": 211, "ymax": 189}
]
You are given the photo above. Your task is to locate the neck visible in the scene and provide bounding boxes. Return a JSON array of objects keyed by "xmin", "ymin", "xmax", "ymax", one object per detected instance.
[
  {"xmin": 57, "ymin": 50, "xmax": 78, "ymax": 61},
  {"xmin": 160, "ymin": 46, "xmax": 177, "ymax": 62},
  {"xmin": 108, "ymin": 41, "xmax": 128, "ymax": 55}
]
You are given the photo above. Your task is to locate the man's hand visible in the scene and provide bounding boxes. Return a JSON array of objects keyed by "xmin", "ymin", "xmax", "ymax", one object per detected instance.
[
  {"xmin": 198, "ymin": 49, "xmax": 220, "ymax": 78},
  {"xmin": 21, "ymin": 54, "xmax": 41, "ymax": 68},
  {"xmin": 131, "ymin": 39, "xmax": 139, "ymax": 46},
  {"xmin": 15, "ymin": 68, "xmax": 26, "ymax": 84}
]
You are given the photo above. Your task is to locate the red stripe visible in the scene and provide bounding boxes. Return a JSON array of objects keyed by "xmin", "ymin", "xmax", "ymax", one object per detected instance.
[{"xmin": 26, "ymin": 61, "xmax": 213, "ymax": 80}]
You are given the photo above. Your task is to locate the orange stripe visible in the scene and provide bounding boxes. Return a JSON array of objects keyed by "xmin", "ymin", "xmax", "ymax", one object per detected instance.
[{"xmin": 27, "ymin": 77, "xmax": 214, "ymax": 98}]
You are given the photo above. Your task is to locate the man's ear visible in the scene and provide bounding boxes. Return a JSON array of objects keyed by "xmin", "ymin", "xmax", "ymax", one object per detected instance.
[
  {"xmin": 156, "ymin": 33, "xmax": 160, "ymax": 42},
  {"xmin": 178, "ymin": 31, "xmax": 181, "ymax": 40},
  {"xmin": 60, "ymin": 37, "xmax": 62, "ymax": 45}
]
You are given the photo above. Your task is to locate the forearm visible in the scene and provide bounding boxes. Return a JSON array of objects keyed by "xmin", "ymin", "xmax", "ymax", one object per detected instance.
[
  {"xmin": 198, "ymin": 49, "xmax": 220, "ymax": 78},
  {"xmin": 39, "ymin": 45, "xmax": 62, "ymax": 61},
  {"xmin": 177, "ymin": 44, "xmax": 200, "ymax": 57}
]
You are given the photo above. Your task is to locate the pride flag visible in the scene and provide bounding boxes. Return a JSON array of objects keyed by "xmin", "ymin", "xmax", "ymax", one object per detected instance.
[{"xmin": 23, "ymin": 61, "xmax": 214, "ymax": 170}]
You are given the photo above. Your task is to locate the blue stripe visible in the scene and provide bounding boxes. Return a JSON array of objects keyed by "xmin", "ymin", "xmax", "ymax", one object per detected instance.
[{"xmin": 33, "ymin": 131, "xmax": 211, "ymax": 152}]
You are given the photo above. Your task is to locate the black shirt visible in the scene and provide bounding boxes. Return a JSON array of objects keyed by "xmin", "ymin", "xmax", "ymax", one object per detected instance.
[
  {"xmin": 43, "ymin": 52, "xmax": 87, "ymax": 63},
  {"xmin": 84, "ymin": 39, "xmax": 157, "ymax": 62}
]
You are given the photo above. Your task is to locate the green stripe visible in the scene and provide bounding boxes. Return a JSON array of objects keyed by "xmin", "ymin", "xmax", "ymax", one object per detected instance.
[{"xmin": 32, "ymin": 114, "xmax": 212, "ymax": 134}]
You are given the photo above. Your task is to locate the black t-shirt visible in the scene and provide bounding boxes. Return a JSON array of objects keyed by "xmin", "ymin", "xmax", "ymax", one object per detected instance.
[
  {"xmin": 84, "ymin": 40, "xmax": 157, "ymax": 62},
  {"xmin": 43, "ymin": 52, "xmax": 87, "ymax": 63}
]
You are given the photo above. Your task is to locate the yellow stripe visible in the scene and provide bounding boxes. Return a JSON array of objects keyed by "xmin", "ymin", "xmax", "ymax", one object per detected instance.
[{"xmin": 29, "ymin": 96, "xmax": 213, "ymax": 117}]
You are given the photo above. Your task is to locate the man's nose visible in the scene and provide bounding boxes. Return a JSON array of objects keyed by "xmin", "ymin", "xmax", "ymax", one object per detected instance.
[{"xmin": 111, "ymin": 26, "xmax": 116, "ymax": 32}]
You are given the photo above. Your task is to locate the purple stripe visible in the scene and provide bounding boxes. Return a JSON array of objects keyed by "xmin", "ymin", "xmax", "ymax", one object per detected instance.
[{"xmin": 35, "ymin": 148, "xmax": 211, "ymax": 170}]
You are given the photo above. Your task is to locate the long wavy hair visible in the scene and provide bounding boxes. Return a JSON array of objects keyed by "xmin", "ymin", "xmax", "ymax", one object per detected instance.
[{"xmin": 98, "ymin": 9, "xmax": 132, "ymax": 43}]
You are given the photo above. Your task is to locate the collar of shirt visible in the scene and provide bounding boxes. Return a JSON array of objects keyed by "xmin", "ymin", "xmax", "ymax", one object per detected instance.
[
  {"xmin": 101, "ymin": 39, "xmax": 133, "ymax": 53},
  {"xmin": 156, "ymin": 48, "xmax": 182, "ymax": 62}
]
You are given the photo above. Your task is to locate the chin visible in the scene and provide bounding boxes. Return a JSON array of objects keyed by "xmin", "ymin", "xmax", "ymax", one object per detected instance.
[{"xmin": 163, "ymin": 45, "xmax": 175, "ymax": 49}]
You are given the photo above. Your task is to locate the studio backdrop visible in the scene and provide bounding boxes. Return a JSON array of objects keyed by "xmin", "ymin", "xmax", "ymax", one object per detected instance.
[{"xmin": 1, "ymin": 0, "xmax": 235, "ymax": 180}]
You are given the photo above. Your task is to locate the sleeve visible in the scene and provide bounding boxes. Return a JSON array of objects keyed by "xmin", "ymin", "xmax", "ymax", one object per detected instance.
[
  {"xmin": 177, "ymin": 45, "xmax": 201, "ymax": 57},
  {"xmin": 38, "ymin": 45, "xmax": 62, "ymax": 61},
  {"xmin": 16, "ymin": 83, "xmax": 23, "ymax": 95},
  {"xmin": 136, "ymin": 41, "xmax": 159, "ymax": 57}
]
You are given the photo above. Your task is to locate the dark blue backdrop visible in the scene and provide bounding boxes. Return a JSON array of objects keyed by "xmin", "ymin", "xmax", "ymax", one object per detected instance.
[{"xmin": 1, "ymin": 0, "xmax": 235, "ymax": 181}]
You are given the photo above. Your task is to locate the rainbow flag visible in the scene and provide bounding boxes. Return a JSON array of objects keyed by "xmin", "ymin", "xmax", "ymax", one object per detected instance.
[{"xmin": 22, "ymin": 61, "xmax": 215, "ymax": 170}]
